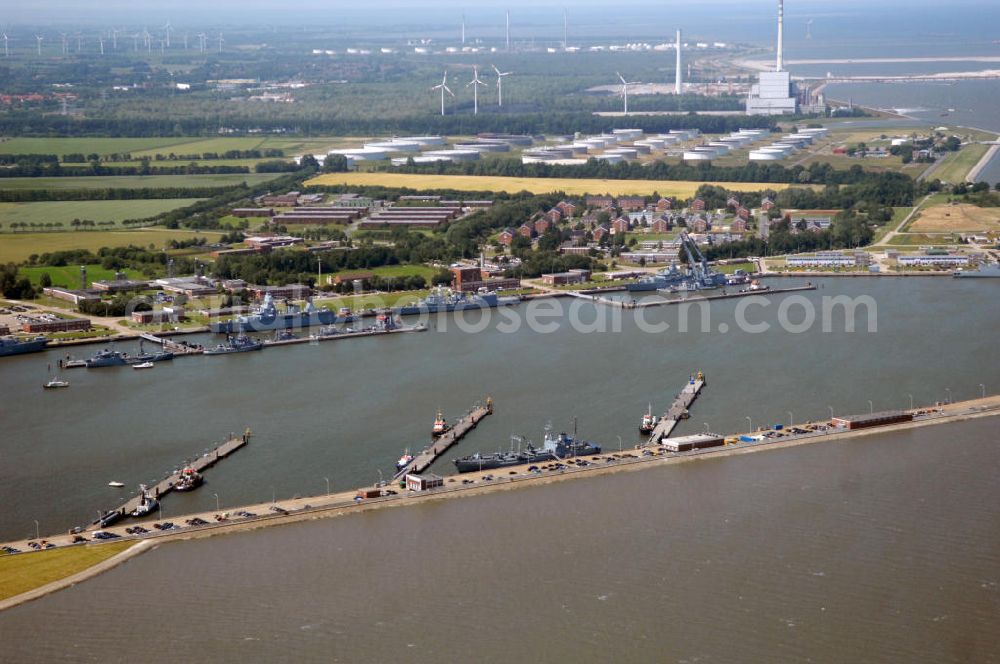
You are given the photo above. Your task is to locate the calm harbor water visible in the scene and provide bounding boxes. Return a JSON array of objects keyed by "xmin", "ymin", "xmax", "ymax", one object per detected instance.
[
  {"xmin": 0, "ymin": 277, "xmax": 998, "ymax": 542},
  {"xmin": 0, "ymin": 417, "xmax": 997, "ymax": 663}
]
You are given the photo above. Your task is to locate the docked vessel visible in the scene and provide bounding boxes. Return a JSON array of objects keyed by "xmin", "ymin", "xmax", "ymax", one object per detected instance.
[
  {"xmin": 43, "ymin": 377, "xmax": 70, "ymax": 389},
  {"xmin": 627, "ymin": 264, "xmax": 689, "ymax": 292},
  {"xmin": 432, "ymin": 410, "xmax": 449, "ymax": 437},
  {"xmin": 85, "ymin": 348, "xmax": 129, "ymax": 368},
  {"xmin": 132, "ymin": 362, "xmax": 154, "ymax": 370},
  {"xmin": 210, "ymin": 294, "xmax": 353, "ymax": 333},
  {"xmin": 453, "ymin": 428, "xmax": 603, "ymax": 473},
  {"xmin": 396, "ymin": 450, "xmax": 414, "ymax": 472},
  {"xmin": 0, "ymin": 336, "xmax": 49, "ymax": 358},
  {"xmin": 130, "ymin": 485, "xmax": 159, "ymax": 518},
  {"xmin": 954, "ymin": 264, "xmax": 1000, "ymax": 278},
  {"xmin": 394, "ymin": 287, "xmax": 520, "ymax": 316},
  {"xmin": 174, "ymin": 467, "xmax": 203, "ymax": 492},
  {"xmin": 639, "ymin": 404, "xmax": 659, "ymax": 434},
  {"xmin": 631, "ymin": 233, "xmax": 727, "ymax": 292},
  {"xmin": 203, "ymin": 333, "xmax": 264, "ymax": 355},
  {"xmin": 263, "ymin": 330, "xmax": 300, "ymax": 345}
]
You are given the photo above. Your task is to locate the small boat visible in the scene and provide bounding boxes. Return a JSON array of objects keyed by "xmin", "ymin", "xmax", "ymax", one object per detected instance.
[
  {"xmin": 43, "ymin": 378, "xmax": 70, "ymax": 389},
  {"xmin": 130, "ymin": 484, "xmax": 159, "ymax": 517},
  {"xmin": 174, "ymin": 467, "xmax": 203, "ymax": 492},
  {"xmin": 108, "ymin": 481, "xmax": 125, "ymax": 488},
  {"xmin": 132, "ymin": 362, "xmax": 154, "ymax": 370},
  {"xmin": 396, "ymin": 449, "xmax": 414, "ymax": 472},
  {"xmin": 432, "ymin": 410, "xmax": 449, "ymax": 437},
  {"xmin": 639, "ymin": 404, "xmax": 659, "ymax": 434}
]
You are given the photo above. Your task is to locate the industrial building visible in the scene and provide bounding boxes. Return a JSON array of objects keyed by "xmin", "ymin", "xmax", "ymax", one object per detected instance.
[
  {"xmin": 746, "ymin": 1, "xmax": 799, "ymax": 115},
  {"xmin": 831, "ymin": 411, "xmax": 913, "ymax": 430},
  {"xmin": 660, "ymin": 433, "xmax": 725, "ymax": 452}
]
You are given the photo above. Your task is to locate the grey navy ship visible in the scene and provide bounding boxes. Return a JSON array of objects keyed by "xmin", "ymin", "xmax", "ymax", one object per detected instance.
[
  {"xmin": 0, "ymin": 336, "xmax": 49, "ymax": 358},
  {"xmin": 453, "ymin": 428, "xmax": 602, "ymax": 473}
]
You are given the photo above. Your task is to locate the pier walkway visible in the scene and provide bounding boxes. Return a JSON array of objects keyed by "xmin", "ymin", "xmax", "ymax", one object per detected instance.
[
  {"xmin": 648, "ymin": 376, "xmax": 705, "ymax": 444},
  {"xmin": 395, "ymin": 399, "xmax": 494, "ymax": 478},
  {"xmin": 94, "ymin": 429, "xmax": 252, "ymax": 528}
]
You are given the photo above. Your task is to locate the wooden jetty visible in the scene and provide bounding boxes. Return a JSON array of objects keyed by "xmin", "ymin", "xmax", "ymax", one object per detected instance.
[
  {"xmin": 94, "ymin": 428, "xmax": 252, "ymax": 527},
  {"xmin": 647, "ymin": 374, "xmax": 706, "ymax": 444},
  {"xmin": 395, "ymin": 399, "xmax": 494, "ymax": 478}
]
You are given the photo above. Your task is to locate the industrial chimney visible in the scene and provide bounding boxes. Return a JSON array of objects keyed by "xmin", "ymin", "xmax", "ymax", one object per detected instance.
[
  {"xmin": 776, "ymin": 0, "xmax": 784, "ymax": 72},
  {"xmin": 675, "ymin": 30, "xmax": 682, "ymax": 94}
]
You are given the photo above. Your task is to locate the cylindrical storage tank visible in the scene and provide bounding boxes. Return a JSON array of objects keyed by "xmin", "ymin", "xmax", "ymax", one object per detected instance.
[
  {"xmin": 606, "ymin": 148, "xmax": 638, "ymax": 160},
  {"xmin": 403, "ymin": 136, "xmax": 446, "ymax": 146},
  {"xmin": 683, "ymin": 151, "xmax": 714, "ymax": 161},
  {"xmin": 594, "ymin": 153, "xmax": 625, "ymax": 164},
  {"xmin": 453, "ymin": 142, "xmax": 511, "ymax": 153},
  {"xmin": 424, "ymin": 149, "xmax": 480, "ymax": 162},
  {"xmin": 749, "ymin": 150, "xmax": 782, "ymax": 161},
  {"xmin": 364, "ymin": 141, "xmax": 421, "ymax": 152},
  {"xmin": 630, "ymin": 143, "xmax": 652, "ymax": 154}
]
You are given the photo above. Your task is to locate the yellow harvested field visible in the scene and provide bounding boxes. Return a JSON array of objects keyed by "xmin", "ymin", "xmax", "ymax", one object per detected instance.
[
  {"xmin": 306, "ymin": 172, "xmax": 804, "ymax": 197},
  {"xmin": 909, "ymin": 204, "xmax": 1000, "ymax": 233}
]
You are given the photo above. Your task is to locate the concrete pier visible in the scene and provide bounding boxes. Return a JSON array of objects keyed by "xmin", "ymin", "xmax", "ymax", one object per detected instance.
[
  {"xmin": 395, "ymin": 399, "xmax": 494, "ymax": 478},
  {"xmin": 93, "ymin": 429, "xmax": 252, "ymax": 529},
  {"xmin": 648, "ymin": 375, "xmax": 705, "ymax": 443}
]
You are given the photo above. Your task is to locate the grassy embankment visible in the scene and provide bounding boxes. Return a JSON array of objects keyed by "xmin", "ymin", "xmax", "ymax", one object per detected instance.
[{"xmin": 0, "ymin": 542, "xmax": 131, "ymax": 602}]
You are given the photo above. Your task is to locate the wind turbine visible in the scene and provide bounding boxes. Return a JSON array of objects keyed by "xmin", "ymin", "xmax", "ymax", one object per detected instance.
[
  {"xmin": 162, "ymin": 21, "xmax": 172, "ymax": 48},
  {"xmin": 35, "ymin": 35, "xmax": 43, "ymax": 57},
  {"xmin": 806, "ymin": 19, "xmax": 814, "ymax": 39},
  {"xmin": 131, "ymin": 32, "xmax": 140, "ymax": 51},
  {"xmin": 59, "ymin": 32, "xmax": 68, "ymax": 55},
  {"xmin": 2, "ymin": 33, "xmax": 9, "ymax": 58},
  {"xmin": 182, "ymin": 32, "xmax": 188, "ymax": 50},
  {"xmin": 431, "ymin": 71, "xmax": 454, "ymax": 116},
  {"xmin": 217, "ymin": 32, "xmax": 224, "ymax": 53},
  {"xmin": 616, "ymin": 72, "xmax": 639, "ymax": 116},
  {"xmin": 111, "ymin": 27, "xmax": 118, "ymax": 51},
  {"xmin": 467, "ymin": 66, "xmax": 486, "ymax": 115},
  {"xmin": 493, "ymin": 65, "xmax": 511, "ymax": 107},
  {"xmin": 98, "ymin": 35, "xmax": 104, "ymax": 55},
  {"xmin": 197, "ymin": 33, "xmax": 207, "ymax": 52}
]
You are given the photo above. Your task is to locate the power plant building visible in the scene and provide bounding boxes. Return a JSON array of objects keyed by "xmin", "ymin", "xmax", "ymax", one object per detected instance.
[{"xmin": 746, "ymin": 0, "xmax": 799, "ymax": 115}]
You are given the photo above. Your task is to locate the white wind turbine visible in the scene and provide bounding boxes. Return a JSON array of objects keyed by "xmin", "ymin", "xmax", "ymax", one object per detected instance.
[
  {"xmin": 35, "ymin": 34, "xmax": 43, "ymax": 56},
  {"xmin": 162, "ymin": 21, "xmax": 172, "ymax": 48},
  {"xmin": 431, "ymin": 71, "xmax": 454, "ymax": 116},
  {"xmin": 197, "ymin": 33, "xmax": 207, "ymax": 52},
  {"xmin": 616, "ymin": 71, "xmax": 639, "ymax": 116},
  {"xmin": 98, "ymin": 35, "xmax": 104, "ymax": 55},
  {"xmin": 467, "ymin": 66, "xmax": 486, "ymax": 115},
  {"xmin": 492, "ymin": 65, "xmax": 511, "ymax": 107},
  {"xmin": 217, "ymin": 32, "xmax": 224, "ymax": 53},
  {"xmin": 2, "ymin": 33, "xmax": 9, "ymax": 58}
]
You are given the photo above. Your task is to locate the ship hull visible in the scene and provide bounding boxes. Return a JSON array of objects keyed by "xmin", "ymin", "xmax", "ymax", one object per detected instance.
[
  {"xmin": 210, "ymin": 311, "xmax": 356, "ymax": 334},
  {"xmin": 0, "ymin": 338, "xmax": 49, "ymax": 357}
]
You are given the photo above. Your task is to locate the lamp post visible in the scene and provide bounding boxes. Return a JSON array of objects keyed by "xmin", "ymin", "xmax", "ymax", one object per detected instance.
[
  {"xmin": 617, "ymin": 435, "xmax": 623, "ymax": 452},
  {"xmin": 270, "ymin": 486, "xmax": 275, "ymax": 504},
  {"xmin": 377, "ymin": 469, "xmax": 384, "ymax": 486},
  {"xmin": 745, "ymin": 416, "xmax": 753, "ymax": 432},
  {"xmin": 980, "ymin": 384, "xmax": 986, "ymax": 399},
  {"xmin": 945, "ymin": 388, "xmax": 952, "ymax": 404},
  {"xmin": 213, "ymin": 493, "xmax": 220, "ymax": 512},
  {"xmin": 907, "ymin": 393, "xmax": 914, "ymax": 410},
  {"xmin": 704, "ymin": 423, "xmax": 711, "ymax": 434},
  {"xmin": 787, "ymin": 411, "xmax": 793, "ymax": 427},
  {"xmin": 324, "ymin": 477, "xmax": 330, "ymax": 496},
  {"xmin": 867, "ymin": 400, "xmax": 873, "ymax": 414},
  {"xmin": 828, "ymin": 405, "xmax": 834, "ymax": 419},
  {"xmin": 33, "ymin": 520, "xmax": 39, "ymax": 540}
]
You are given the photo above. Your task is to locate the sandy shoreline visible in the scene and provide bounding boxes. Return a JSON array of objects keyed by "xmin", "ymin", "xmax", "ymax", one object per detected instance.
[{"xmin": 2, "ymin": 397, "xmax": 998, "ymax": 611}]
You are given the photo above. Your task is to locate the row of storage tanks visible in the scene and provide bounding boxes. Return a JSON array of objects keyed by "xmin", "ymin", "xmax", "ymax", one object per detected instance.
[
  {"xmin": 522, "ymin": 129, "xmax": 701, "ymax": 165},
  {"xmin": 748, "ymin": 127, "xmax": 829, "ymax": 162},
  {"xmin": 299, "ymin": 135, "xmax": 542, "ymax": 166},
  {"xmin": 681, "ymin": 129, "xmax": 772, "ymax": 161}
]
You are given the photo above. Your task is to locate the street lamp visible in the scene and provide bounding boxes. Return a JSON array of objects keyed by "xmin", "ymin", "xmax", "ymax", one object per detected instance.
[
  {"xmin": 617, "ymin": 435, "xmax": 623, "ymax": 452},
  {"xmin": 867, "ymin": 400, "xmax": 873, "ymax": 414},
  {"xmin": 270, "ymin": 486, "xmax": 275, "ymax": 504},
  {"xmin": 213, "ymin": 493, "xmax": 220, "ymax": 512},
  {"xmin": 745, "ymin": 416, "xmax": 753, "ymax": 432},
  {"xmin": 377, "ymin": 469, "xmax": 384, "ymax": 486},
  {"xmin": 324, "ymin": 477, "xmax": 330, "ymax": 496},
  {"xmin": 979, "ymin": 384, "xmax": 985, "ymax": 399},
  {"xmin": 33, "ymin": 520, "xmax": 39, "ymax": 540},
  {"xmin": 787, "ymin": 411, "xmax": 794, "ymax": 427},
  {"xmin": 945, "ymin": 388, "xmax": 952, "ymax": 404},
  {"xmin": 704, "ymin": 423, "xmax": 711, "ymax": 434},
  {"xmin": 907, "ymin": 393, "xmax": 914, "ymax": 410},
  {"xmin": 828, "ymin": 406, "xmax": 834, "ymax": 419}
]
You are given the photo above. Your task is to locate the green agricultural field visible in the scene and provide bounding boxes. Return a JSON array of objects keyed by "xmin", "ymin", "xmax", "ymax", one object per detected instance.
[
  {"xmin": 0, "ymin": 199, "xmax": 204, "ymax": 228},
  {"xmin": 18, "ymin": 264, "xmax": 147, "ymax": 288},
  {"xmin": 0, "ymin": 137, "xmax": 193, "ymax": 156},
  {"xmin": 0, "ymin": 174, "xmax": 282, "ymax": 191},
  {"xmin": 0, "ymin": 228, "xmax": 224, "ymax": 263}
]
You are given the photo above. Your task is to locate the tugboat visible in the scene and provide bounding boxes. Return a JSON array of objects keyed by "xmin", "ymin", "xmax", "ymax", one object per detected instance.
[
  {"xmin": 130, "ymin": 484, "xmax": 159, "ymax": 517},
  {"xmin": 203, "ymin": 333, "xmax": 264, "ymax": 355},
  {"xmin": 174, "ymin": 467, "xmax": 203, "ymax": 492},
  {"xmin": 639, "ymin": 404, "xmax": 659, "ymax": 434},
  {"xmin": 432, "ymin": 410, "xmax": 450, "ymax": 437},
  {"xmin": 395, "ymin": 449, "xmax": 414, "ymax": 472}
]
